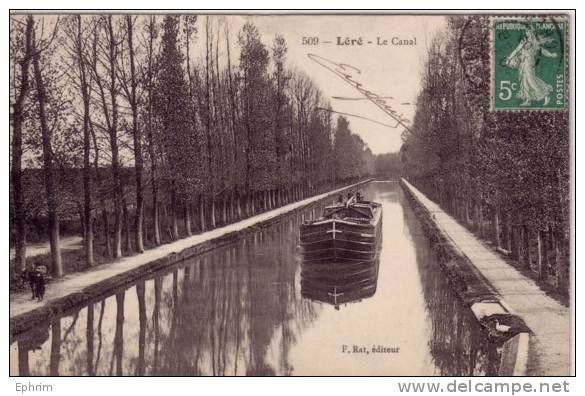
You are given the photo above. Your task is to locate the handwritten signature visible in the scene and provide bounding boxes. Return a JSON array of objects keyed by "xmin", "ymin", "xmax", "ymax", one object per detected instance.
[{"xmin": 307, "ymin": 53, "xmax": 411, "ymax": 131}]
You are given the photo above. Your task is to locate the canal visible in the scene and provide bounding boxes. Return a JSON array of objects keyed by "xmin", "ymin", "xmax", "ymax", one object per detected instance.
[{"xmin": 10, "ymin": 181, "xmax": 501, "ymax": 376}]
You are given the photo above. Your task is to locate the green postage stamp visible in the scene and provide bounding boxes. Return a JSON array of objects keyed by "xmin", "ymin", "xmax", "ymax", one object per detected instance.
[{"xmin": 492, "ymin": 17, "xmax": 567, "ymax": 110}]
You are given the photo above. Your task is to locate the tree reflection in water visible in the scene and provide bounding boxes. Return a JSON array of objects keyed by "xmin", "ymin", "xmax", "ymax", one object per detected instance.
[
  {"xmin": 10, "ymin": 188, "xmax": 500, "ymax": 376},
  {"xmin": 401, "ymin": 189, "xmax": 501, "ymax": 376}
]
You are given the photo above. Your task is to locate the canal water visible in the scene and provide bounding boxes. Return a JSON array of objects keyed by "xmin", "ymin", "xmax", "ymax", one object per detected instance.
[{"xmin": 10, "ymin": 181, "xmax": 501, "ymax": 376}]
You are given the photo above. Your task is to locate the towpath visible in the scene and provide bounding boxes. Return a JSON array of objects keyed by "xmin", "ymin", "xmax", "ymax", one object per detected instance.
[{"xmin": 401, "ymin": 178, "xmax": 571, "ymax": 375}]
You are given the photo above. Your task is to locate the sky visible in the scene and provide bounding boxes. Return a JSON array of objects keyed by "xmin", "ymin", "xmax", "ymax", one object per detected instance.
[{"xmin": 194, "ymin": 14, "xmax": 448, "ymax": 154}]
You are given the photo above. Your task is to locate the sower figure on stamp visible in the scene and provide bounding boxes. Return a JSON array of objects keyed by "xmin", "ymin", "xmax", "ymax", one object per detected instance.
[{"xmin": 505, "ymin": 26, "xmax": 558, "ymax": 106}]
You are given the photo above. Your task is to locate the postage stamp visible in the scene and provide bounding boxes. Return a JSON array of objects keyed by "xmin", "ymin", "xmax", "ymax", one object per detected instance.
[{"xmin": 491, "ymin": 17, "xmax": 567, "ymax": 110}]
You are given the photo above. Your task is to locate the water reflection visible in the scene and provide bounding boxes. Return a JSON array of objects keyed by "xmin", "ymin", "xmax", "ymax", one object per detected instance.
[
  {"xmin": 301, "ymin": 259, "xmax": 380, "ymax": 309},
  {"xmin": 10, "ymin": 182, "xmax": 500, "ymax": 376},
  {"xmin": 400, "ymin": 191, "xmax": 501, "ymax": 375}
]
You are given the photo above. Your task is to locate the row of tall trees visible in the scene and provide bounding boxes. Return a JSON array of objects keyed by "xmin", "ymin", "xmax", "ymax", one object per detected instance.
[
  {"xmin": 401, "ymin": 16, "xmax": 570, "ymax": 295},
  {"xmin": 374, "ymin": 152, "xmax": 401, "ymax": 180},
  {"xmin": 10, "ymin": 14, "xmax": 374, "ymax": 278}
]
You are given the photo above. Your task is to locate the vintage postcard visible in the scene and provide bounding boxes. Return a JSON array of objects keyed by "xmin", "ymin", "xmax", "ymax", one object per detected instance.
[{"xmin": 9, "ymin": 10, "xmax": 573, "ymax": 378}]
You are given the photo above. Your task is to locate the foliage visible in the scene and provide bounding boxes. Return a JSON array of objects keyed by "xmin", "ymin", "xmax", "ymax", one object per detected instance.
[
  {"xmin": 10, "ymin": 15, "xmax": 374, "ymax": 268},
  {"xmin": 402, "ymin": 15, "xmax": 570, "ymax": 292}
]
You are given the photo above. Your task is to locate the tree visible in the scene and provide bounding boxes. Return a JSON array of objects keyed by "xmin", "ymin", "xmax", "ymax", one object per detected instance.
[
  {"xmin": 154, "ymin": 15, "xmax": 192, "ymax": 240},
  {"xmin": 10, "ymin": 15, "xmax": 378, "ymax": 285},
  {"xmin": 402, "ymin": 16, "xmax": 570, "ymax": 294},
  {"xmin": 119, "ymin": 15, "xmax": 145, "ymax": 253},
  {"xmin": 88, "ymin": 16, "xmax": 124, "ymax": 259},
  {"xmin": 374, "ymin": 152, "xmax": 401, "ymax": 179},
  {"xmin": 271, "ymin": 35, "xmax": 291, "ymax": 200},
  {"xmin": 31, "ymin": 17, "xmax": 63, "ymax": 277},
  {"xmin": 63, "ymin": 15, "xmax": 95, "ymax": 267},
  {"xmin": 239, "ymin": 22, "xmax": 274, "ymax": 212},
  {"xmin": 10, "ymin": 15, "xmax": 34, "ymax": 273},
  {"xmin": 142, "ymin": 15, "xmax": 161, "ymax": 245},
  {"xmin": 290, "ymin": 71, "xmax": 316, "ymax": 196},
  {"xmin": 182, "ymin": 15, "xmax": 198, "ymax": 235}
]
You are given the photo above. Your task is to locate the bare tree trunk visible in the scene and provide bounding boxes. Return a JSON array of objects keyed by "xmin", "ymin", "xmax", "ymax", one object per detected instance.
[
  {"xmin": 236, "ymin": 192, "xmax": 242, "ymax": 220},
  {"xmin": 11, "ymin": 16, "xmax": 34, "ymax": 274},
  {"xmin": 89, "ymin": 121, "xmax": 109, "ymax": 259},
  {"xmin": 184, "ymin": 203, "xmax": 192, "ymax": 236},
  {"xmin": 199, "ymin": 194, "xmax": 206, "ymax": 232},
  {"xmin": 523, "ymin": 226, "xmax": 532, "ymax": 270},
  {"xmin": 493, "ymin": 205, "xmax": 502, "ymax": 249},
  {"xmin": 102, "ymin": 208, "xmax": 111, "ymax": 257},
  {"xmin": 511, "ymin": 212, "xmax": 520, "ymax": 259},
  {"xmin": 78, "ymin": 204, "xmax": 85, "ymax": 241},
  {"xmin": 125, "ymin": 16, "xmax": 144, "ymax": 254},
  {"xmin": 32, "ymin": 32, "xmax": 62, "ymax": 277},
  {"xmin": 222, "ymin": 195, "xmax": 228, "ymax": 224},
  {"xmin": 145, "ymin": 16, "xmax": 160, "ymax": 246},
  {"xmin": 505, "ymin": 211, "xmax": 513, "ymax": 251},
  {"xmin": 210, "ymin": 197, "xmax": 216, "ymax": 229},
  {"xmin": 464, "ymin": 199, "xmax": 471, "ymax": 226},
  {"xmin": 225, "ymin": 27, "xmax": 240, "ymax": 226},
  {"xmin": 170, "ymin": 186, "xmax": 179, "ymax": 240},
  {"xmin": 537, "ymin": 231, "xmax": 546, "ymax": 280},
  {"xmin": 73, "ymin": 15, "xmax": 95, "ymax": 267},
  {"xmin": 106, "ymin": 18, "xmax": 123, "ymax": 259},
  {"xmin": 554, "ymin": 232, "xmax": 566, "ymax": 293},
  {"xmin": 152, "ymin": 175, "xmax": 160, "ymax": 245},
  {"xmin": 264, "ymin": 191, "xmax": 269, "ymax": 211},
  {"xmin": 205, "ymin": 19, "xmax": 215, "ymax": 226},
  {"xmin": 518, "ymin": 222, "xmax": 525, "ymax": 265},
  {"xmin": 122, "ymin": 199, "xmax": 131, "ymax": 253},
  {"xmin": 229, "ymin": 193, "xmax": 235, "ymax": 223},
  {"xmin": 476, "ymin": 203, "xmax": 483, "ymax": 237}
]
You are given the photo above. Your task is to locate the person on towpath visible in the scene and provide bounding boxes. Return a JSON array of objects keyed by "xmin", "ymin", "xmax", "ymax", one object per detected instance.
[
  {"xmin": 23, "ymin": 266, "xmax": 37, "ymax": 300},
  {"xmin": 28, "ymin": 263, "xmax": 47, "ymax": 301}
]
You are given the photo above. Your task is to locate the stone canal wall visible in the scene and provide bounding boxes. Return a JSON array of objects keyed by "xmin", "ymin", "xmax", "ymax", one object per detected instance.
[
  {"xmin": 10, "ymin": 179, "xmax": 373, "ymax": 339},
  {"xmin": 400, "ymin": 178, "xmax": 531, "ymax": 376}
]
